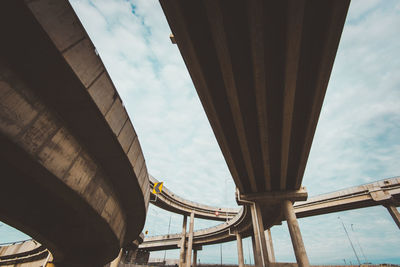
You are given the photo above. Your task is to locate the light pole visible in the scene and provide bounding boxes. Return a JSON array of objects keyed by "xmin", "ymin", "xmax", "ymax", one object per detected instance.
[
  {"xmin": 338, "ymin": 217, "xmax": 361, "ymax": 265},
  {"xmin": 351, "ymin": 224, "xmax": 368, "ymax": 264},
  {"xmin": 163, "ymin": 215, "xmax": 172, "ymax": 264}
]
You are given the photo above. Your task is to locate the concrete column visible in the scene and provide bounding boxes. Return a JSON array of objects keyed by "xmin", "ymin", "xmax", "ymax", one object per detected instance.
[
  {"xmin": 251, "ymin": 234, "xmax": 260, "ymax": 267},
  {"xmin": 265, "ymin": 228, "xmax": 275, "ymax": 262},
  {"xmin": 282, "ymin": 200, "xmax": 310, "ymax": 267},
  {"xmin": 109, "ymin": 249, "xmax": 123, "ymax": 267},
  {"xmin": 179, "ymin": 215, "xmax": 187, "ymax": 267},
  {"xmin": 385, "ymin": 204, "xmax": 400, "ymax": 229},
  {"xmin": 186, "ymin": 211, "xmax": 195, "ymax": 267},
  {"xmin": 193, "ymin": 249, "xmax": 198, "ymax": 267},
  {"xmin": 250, "ymin": 202, "xmax": 269, "ymax": 266},
  {"xmin": 236, "ymin": 232, "xmax": 244, "ymax": 267}
]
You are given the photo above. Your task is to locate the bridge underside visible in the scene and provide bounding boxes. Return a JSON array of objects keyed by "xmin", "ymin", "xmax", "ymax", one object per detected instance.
[
  {"xmin": 160, "ymin": 0, "xmax": 350, "ymax": 196},
  {"xmin": 159, "ymin": 1, "xmax": 350, "ymax": 265},
  {"xmin": 0, "ymin": 138, "xmax": 119, "ymax": 266},
  {"xmin": 0, "ymin": 0, "xmax": 150, "ymax": 266}
]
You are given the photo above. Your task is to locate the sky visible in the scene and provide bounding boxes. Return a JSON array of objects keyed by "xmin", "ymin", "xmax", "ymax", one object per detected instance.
[{"xmin": 1, "ymin": 0, "xmax": 400, "ymax": 264}]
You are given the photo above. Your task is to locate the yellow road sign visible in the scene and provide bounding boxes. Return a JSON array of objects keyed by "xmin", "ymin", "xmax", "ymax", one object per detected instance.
[{"xmin": 152, "ymin": 182, "xmax": 163, "ymax": 194}]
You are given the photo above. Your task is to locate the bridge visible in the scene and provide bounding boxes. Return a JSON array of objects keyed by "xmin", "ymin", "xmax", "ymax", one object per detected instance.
[
  {"xmin": 139, "ymin": 177, "xmax": 400, "ymax": 264},
  {"xmin": 0, "ymin": 0, "xmax": 149, "ymax": 266},
  {"xmin": 159, "ymin": 0, "xmax": 350, "ymax": 266},
  {"xmin": 0, "ymin": 240, "xmax": 50, "ymax": 266},
  {"xmin": 0, "ymin": 0, "xmax": 398, "ymax": 267}
]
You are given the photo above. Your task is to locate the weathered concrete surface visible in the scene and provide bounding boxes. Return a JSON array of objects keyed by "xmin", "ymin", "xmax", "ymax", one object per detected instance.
[
  {"xmin": 283, "ymin": 200, "xmax": 309, "ymax": 267},
  {"xmin": 250, "ymin": 203, "xmax": 269, "ymax": 266},
  {"xmin": 179, "ymin": 215, "xmax": 187, "ymax": 267},
  {"xmin": 0, "ymin": 0, "xmax": 149, "ymax": 265},
  {"xmin": 0, "ymin": 240, "xmax": 49, "ymax": 266},
  {"xmin": 185, "ymin": 212, "xmax": 195, "ymax": 267},
  {"xmin": 236, "ymin": 232, "xmax": 244, "ymax": 267}
]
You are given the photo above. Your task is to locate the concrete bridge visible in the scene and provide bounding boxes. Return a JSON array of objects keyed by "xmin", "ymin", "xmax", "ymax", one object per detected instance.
[
  {"xmin": 0, "ymin": 0, "xmax": 149, "ymax": 266},
  {"xmin": 140, "ymin": 177, "xmax": 400, "ymax": 266},
  {"xmin": 159, "ymin": 1, "xmax": 350, "ymax": 266}
]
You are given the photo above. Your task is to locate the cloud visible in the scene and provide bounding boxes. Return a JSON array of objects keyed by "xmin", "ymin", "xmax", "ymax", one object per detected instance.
[{"xmin": 303, "ymin": 0, "xmax": 400, "ymax": 195}]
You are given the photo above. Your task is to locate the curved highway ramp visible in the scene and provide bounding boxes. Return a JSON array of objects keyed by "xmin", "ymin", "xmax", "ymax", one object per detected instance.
[{"xmin": 0, "ymin": 0, "xmax": 150, "ymax": 266}]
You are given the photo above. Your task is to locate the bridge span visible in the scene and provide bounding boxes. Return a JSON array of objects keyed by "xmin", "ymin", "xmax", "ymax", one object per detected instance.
[
  {"xmin": 0, "ymin": 0, "xmax": 150, "ymax": 266},
  {"xmin": 159, "ymin": 1, "xmax": 351, "ymax": 266},
  {"xmin": 140, "ymin": 177, "xmax": 400, "ymax": 265}
]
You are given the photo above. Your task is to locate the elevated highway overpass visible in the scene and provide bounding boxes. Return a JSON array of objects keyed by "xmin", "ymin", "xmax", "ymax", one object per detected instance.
[
  {"xmin": 149, "ymin": 175, "xmax": 238, "ymax": 221},
  {"xmin": 141, "ymin": 177, "xmax": 400, "ymax": 256},
  {"xmin": 0, "ymin": 0, "xmax": 150, "ymax": 266},
  {"xmin": 2, "ymin": 175, "xmax": 398, "ymax": 266},
  {"xmin": 159, "ymin": 1, "xmax": 351, "ymax": 266}
]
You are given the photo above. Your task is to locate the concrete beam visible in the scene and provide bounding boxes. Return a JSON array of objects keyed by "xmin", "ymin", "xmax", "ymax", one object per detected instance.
[{"xmin": 240, "ymin": 187, "xmax": 308, "ymax": 202}]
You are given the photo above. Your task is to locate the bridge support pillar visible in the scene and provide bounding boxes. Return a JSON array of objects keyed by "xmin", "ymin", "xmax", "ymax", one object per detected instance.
[
  {"xmin": 282, "ymin": 200, "xmax": 310, "ymax": 267},
  {"xmin": 385, "ymin": 204, "xmax": 400, "ymax": 229},
  {"xmin": 179, "ymin": 215, "xmax": 187, "ymax": 267},
  {"xmin": 186, "ymin": 211, "xmax": 195, "ymax": 267},
  {"xmin": 250, "ymin": 202, "xmax": 270, "ymax": 266},
  {"xmin": 193, "ymin": 249, "xmax": 198, "ymax": 267},
  {"xmin": 265, "ymin": 228, "xmax": 275, "ymax": 262},
  {"xmin": 236, "ymin": 232, "xmax": 244, "ymax": 267},
  {"xmin": 251, "ymin": 234, "xmax": 260, "ymax": 266}
]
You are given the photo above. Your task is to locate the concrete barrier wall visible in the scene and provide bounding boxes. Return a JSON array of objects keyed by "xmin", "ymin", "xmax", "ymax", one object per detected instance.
[{"xmin": 0, "ymin": 240, "xmax": 49, "ymax": 267}]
